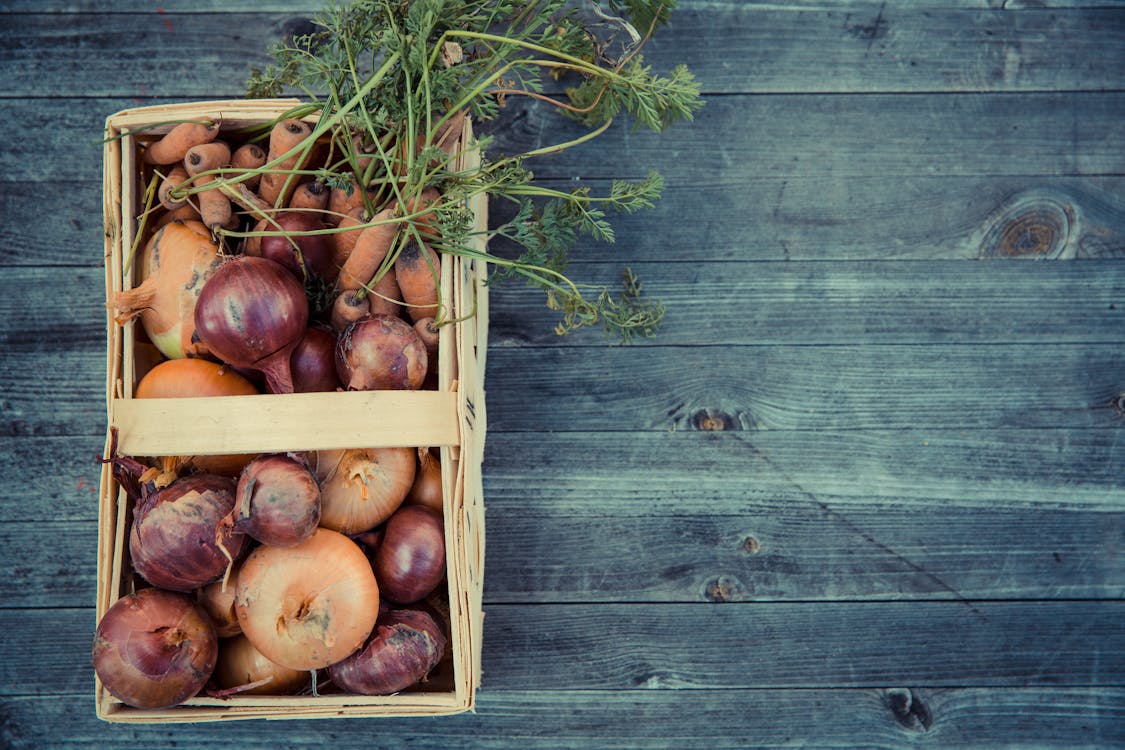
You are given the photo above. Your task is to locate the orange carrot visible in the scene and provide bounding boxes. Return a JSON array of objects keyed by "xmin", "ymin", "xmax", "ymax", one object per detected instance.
[
  {"xmin": 413, "ymin": 317, "xmax": 439, "ymax": 356},
  {"xmin": 330, "ymin": 290, "xmax": 369, "ymax": 333},
  {"xmin": 328, "ymin": 180, "xmax": 383, "ymax": 221},
  {"xmin": 288, "ymin": 181, "xmax": 330, "ymax": 212},
  {"xmin": 394, "ymin": 239, "xmax": 440, "ymax": 322},
  {"xmin": 153, "ymin": 203, "xmax": 200, "ymax": 230},
  {"xmin": 331, "ymin": 206, "xmax": 366, "ymax": 269},
  {"xmin": 230, "ymin": 143, "xmax": 267, "ymax": 190},
  {"xmin": 337, "ymin": 208, "xmax": 398, "ymax": 293},
  {"xmin": 143, "ymin": 120, "xmax": 220, "ymax": 165},
  {"xmin": 158, "ymin": 165, "xmax": 190, "ymax": 210},
  {"xmin": 367, "ymin": 268, "xmax": 402, "ymax": 318},
  {"xmin": 259, "ymin": 118, "xmax": 314, "ymax": 207},
  {"xmin": 183, "ymin": 142, "xmax": 232, "ymax": 230},
  {"xmin": 402, "ymin": 186, "xmax": 442, "ymax": 241}
]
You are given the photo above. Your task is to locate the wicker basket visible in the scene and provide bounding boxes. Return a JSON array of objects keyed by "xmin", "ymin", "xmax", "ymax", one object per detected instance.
[{"xmin": 97, "ymin": 100, "xmax": 486, "ymax": 722}]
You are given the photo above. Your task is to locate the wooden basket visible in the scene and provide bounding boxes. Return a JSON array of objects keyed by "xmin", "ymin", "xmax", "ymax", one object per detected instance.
[{"xmin": 97, "ymin": 100, "xmax": 487, "ymax": 722}]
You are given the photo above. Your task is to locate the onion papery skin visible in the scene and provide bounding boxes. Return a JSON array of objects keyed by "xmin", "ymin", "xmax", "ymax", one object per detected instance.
[
  {"xmin": 235, "ymin": 528, "xmax": 380, "ymax": 670},
  {"xmin": 130, "ymin": 474, "xmax": 247, "ymax": 592},
  {"xmin": 93, "ymin": 588, "xmax": 218, "ymax": 709},
  {"xmin": 112, "ymin": 220, "xmax": 222, "ymax": 360},
  {"xmin": 315, "ymin": 447, "xmax": 416, "ymax": 535},
  {"xmin": 194, "ymin": 255, "xmax": 309, "ymax": 394},
  {"xmin": 248, "ymin": 212, "xmax": 336, "ymax": 282},
  {"xmin": 336, "ymin": 314, "xmax": 427, "ymax": 391},
  {"xmin": 406, "ymin": 448, "xmax": 443, "ymax": 514},
  {"xmin": 214, "ymin": 634, "xmax": 308, "ymax": 696},
  {"xmin": 234, "ymin": 454, "xmax": 321, "ymax": 547},
  {"xmin": 290, "ymin": 327, "xmax": 341, "ymax": 393},
  {"xmin": 375, "ymin": 505, "xmax": 446, "ymax": 604},
  {"xmin": 327, "ymin": 607, "xmax": 446, "ymax": 695},
  {"xmin": 197, "ymin": 568, "xmax": 243, "ymax": 638},
  {"xmin": 135, "ymin": 358, "xmax": 260, "ymax": 476}
]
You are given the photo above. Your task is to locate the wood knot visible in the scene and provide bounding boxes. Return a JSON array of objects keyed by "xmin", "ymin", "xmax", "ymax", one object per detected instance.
[
  {"xmin": 1113, "ymin": 392, "xmax": 1125, "ymax": 418},
  {"xmin": 884, "ymin": 688, "xmax": 933, "ymax": 732},
  {"xmin": 741, "ymin": 535, "xmax": 761, "ymax": 554},
  {"xmin": 692, "ymin": 409, "xmax": 737, "ymax": 431},
  {"xmin": 976, "ymin": 191, "xmax": 1079, "ymax": 259},
  {"xmin": 704, "ymin": 575, "xmax": 745, "ymax": 603}
]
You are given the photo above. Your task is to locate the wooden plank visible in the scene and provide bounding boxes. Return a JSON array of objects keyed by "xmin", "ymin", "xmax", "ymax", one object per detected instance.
[
  {"xmin": 7, "ymin": 93, "xmax": 1125, "ymax": 184},
  {"xmin": 2, "ymin": 7, "xmax": 1123, "ymax": 97},
  {"xmin": 8, "ymin": 176, "xmax": 1125, "ymax": 267},
  {"xmin": 5, "ymin": 602, "xmax": 1123, "ymax": 694},
  {"xmin": 1, "ymin": 688, "xmax": 1123, "ymax": 749},
  {"xmin": 10, "ymin": 1, "xmax": 1125, "ymax": 11},
  {"xmin": 5, "ymin": 343, "xmax": 1125, "ymax": 435}
]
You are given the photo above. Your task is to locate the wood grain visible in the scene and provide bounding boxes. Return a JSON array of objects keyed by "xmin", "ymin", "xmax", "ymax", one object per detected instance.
[{"xmin": 0, "ymin": 688, "xmax": 1120, "ymax": 749}]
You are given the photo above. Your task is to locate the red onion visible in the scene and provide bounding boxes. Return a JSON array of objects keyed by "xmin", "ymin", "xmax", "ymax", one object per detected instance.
[
  {"xmin": 130, "ymin": 474, "xmax": 247, "ymax": 591},
  {"xmin": 234, "ymin": 454, "xmax": 321, "ymax": 546},
  {"xmin": 194, "ymin": 255, "xmax": 309, "ymax": 394},
  {"xmin": 290, "ymin": 326, "xmax": 341, "ymax": 392},
  {"xmin": 375, "ymin": 505, "xmax": 446, "ymax": 604},
  {"xmin": 327, "ymin": 607, "xmax": 446, "ymax": 695},
  {"xmin": 93, "ymin": 588, "xmax": 218, "ymax": 709},
  {"xmin": 248, "ymin": 211, "xmax": 335, "ymax": 281},
  {"xmin": 336, "ymin": 313, "xmax": 428, "ymax": 391}
]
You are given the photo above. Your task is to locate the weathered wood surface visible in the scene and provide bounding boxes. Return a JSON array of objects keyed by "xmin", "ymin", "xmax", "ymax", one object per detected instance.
[{"xmin": 1, "ymin": 0, "xmax": 1123, "ymax": 747}]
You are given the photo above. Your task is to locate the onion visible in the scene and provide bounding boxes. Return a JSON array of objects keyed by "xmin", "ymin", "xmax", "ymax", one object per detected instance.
[
  {"xmin": 375, "ymin": 505, "xmax": 446, "ymax": 604},
  {"xmin": 406, "ymin": 448, "xmax": 443, "ymax": 513},
  {"xmin": 235, "ymin": 528, "xmax": 380, "ymax": 670},
  {"xmin": 214, "ymin": 635, "xmax": 308, "ymax": 696},
  {"xmin": 336, "ymin": 313, "xmax": 427, "ymax": 391},
  {"xmin": 134, "ymin": 358, "xmax": 260, "ymax": 476},
  {"xmin": 197, "ymin": 567, "xmax": 242, "ymax": 638},
  {"xmin": 130, "ymin": 474, "xmax": 248, "ymax": 591},
  {"xmin": 93, "ymin": 588, "xmax": 218, "ymax": 709},
  {"xmin": 194, "ymin": 255, "xmax": 309, "ymax": 394},
  {"xmin": 247, "ymin": 212, "xmax": 335, "ymax": 281},
  {"xmin": 327, "ymin": 607, "xmax": 446, "ymax": 695},
  {"xmin": 112, "ymin": 220, "xmax": 222, "ymax": 360},
  {"xmin": 233, "ymin": 454, "xmax": 321, "ymax": 546},
  {"xmin": 315, "ymin": 447, "xmax": 415, "ymax": 534},
  {"xmin": 290, "ymin": 327, "xmax": 341, "ymax": 393}
]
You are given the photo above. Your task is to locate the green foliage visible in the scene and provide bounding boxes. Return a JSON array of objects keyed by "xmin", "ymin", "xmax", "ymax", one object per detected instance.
[{"xmin": 243, "ymin": 0, "xmax": 700, "ymax": 341}]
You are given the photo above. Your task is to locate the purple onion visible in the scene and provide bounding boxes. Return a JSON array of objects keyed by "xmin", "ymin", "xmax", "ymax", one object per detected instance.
[
  {"xmin": 234, "ymin": 454, "xmax": 321, "ymax": 546},
  {"xmin": 327, "ymin": 607, "xmax": 446, "ymax": 695}
]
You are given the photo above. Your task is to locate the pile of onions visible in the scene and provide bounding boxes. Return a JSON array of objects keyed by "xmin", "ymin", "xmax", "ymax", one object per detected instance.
[
  {"xmin": 194, "ymin": 255, "xmax": 309, "ymax": 394},
  {"xmin": 214, "ymin": 635, "xmax": 308, "ymax": 696},
  {"xmin": 235, "ymin": 528, "xmax": 380, "ymax": 670},
  {"xmin": 375, "ymin": 505, "xmax": 446, "ymax": 604},
  {"xmin": 233, "ymin": 454, "xmax": 321, "ymax": 546},
  {"xmin": 327, "ymin": 607, "xmax": 446, "ymax": 695},
  {"xmin": 93, "ymin": 588, "xmax": 218, "ymax": 709},
  {"xmin": 112, "ymin": 220, "xmax": 221, "ymax": 360},
  {"xmin": 134, "ymin": 358, "xmax": 260, "ymax": 476},
  {"xmin": 130, "ymin": 474, "xmax": 247, "ymax": 592},
  {"xmin": 314, "ymin": 447, "xmax": 415, "ymax": 534}
]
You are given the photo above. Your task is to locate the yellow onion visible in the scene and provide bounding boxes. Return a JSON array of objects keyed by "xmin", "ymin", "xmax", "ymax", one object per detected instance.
[
  {"xmin": 214, "ymin": 635, "xmax": 308, "ymax": 695},
  {"xmin": 112, "ymin": 220, "xmax": 222, "ymax": 360},
  {"xmin": 314, "ymin": 447, "xmax": 415, "ymax": 534}
]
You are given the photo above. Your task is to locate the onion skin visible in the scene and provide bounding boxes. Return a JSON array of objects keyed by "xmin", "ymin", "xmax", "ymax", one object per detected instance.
[
  {"xmin": 290, "ymin": 327, "xmax": 341, "ymax": 393},
  {"xmin": 112, "ymin": 220, "xmax": 222, "ymax": 360},
  {"xmin": 406, "ymin": 448, "xmax": 443, "ymax": 514},
  {"xmin": 327, "ymin": 607, "xmax": 446, "ymax": 695},
  {"xmin": 247, "ymin": 212, "xmax": 335, "ymax": 281},
  {"xmin": 234, "ymin": 454, "xmax": 321, "ymax": 546},
  {"xmin": 134, "ymin": 358, "xmax": 260, "ymax": 476},
  {"xmin": 194, "ymin": 255, "xmax": 309, "ymax": 394},
  {"xmin": 197, "ymin": 569, "xmax": 242, "ymax": 638},
  {"xmin": 235, "ymin": 528, "xmax": 380, "ymax": 670},
  {"xmin": 336, "ymin": 314, "xmax": 427, "ymax": 391},
  {"xmin": 214, "ymin": 635, "xmax": 308, "ymax": 696},
  {"xmin": 315, "ymin": 447, "xmax": 415, "ymax": 535},
  {"xmin": 93, "ymin": 588, "xmax": 218, "ymax": 709},
  {"xmin": 375, "ymin": 505, "xmax": 446, "ymax": 604},
  {"xmin": 130, "ymin": 474, "xmax": 247, "ymax": 592}
]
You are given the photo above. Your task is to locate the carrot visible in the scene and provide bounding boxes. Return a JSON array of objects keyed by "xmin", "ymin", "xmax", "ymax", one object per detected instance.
[
  {"xmin": 331, "ymin": 206, "xmax": 366, "ymax": 269},
  {"xmin": 330, "ymin": 290, "xmax": 369, "ymax": 333},
  {"xmin": 288, "ymin": 181, "xmax": 329, "ymax": 212},
  {"xmin": 367, "ymin": 268, "xmax": 402, "ymax": 318},
  {"xmin": 328, "ymin": 180, "xmax": 382, "ymax": 222},
  {"xmin": 142, "ymin": 120, "xmax": 220, "ymax": 165},
  {"xmin": 337, "ymin": 208, "xmax": 398, "ymax": 293},
  {"xmin": 153, "ymin": 203, "xmax": 200, "ymax": 230},
  {"xmin": 183, "ymin": 142, "xmax": 233, "ymax": 230},
  {"xmin": 330, "ymin": 272, "xmax": 403, "ymax": 331},
  {"xmin": 230, "ymin": 143, "xmax": 267, "ymax": 190},
  {"xmin": 394, "ymin": 239, "xmax": 440, "ymax": 322},
  {"xmin": 402, "ymin": 186, "xmax": 442, "ymax": 241},
  {"xmin": 158, "ymin": 165, "xmax": 190, "ymax": 210},
  {"xmin": 413, "ymin": 317, "xmax": 439, "ymax": 357},
  {"xmin": 259, "ymin": 118, "xmax": 314, "ymax": 207}
]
